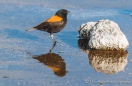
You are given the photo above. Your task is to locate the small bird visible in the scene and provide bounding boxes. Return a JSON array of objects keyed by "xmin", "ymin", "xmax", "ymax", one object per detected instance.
[{"xmin": 26, "ymin": 9, "xmax": 69, "ymax": 43}]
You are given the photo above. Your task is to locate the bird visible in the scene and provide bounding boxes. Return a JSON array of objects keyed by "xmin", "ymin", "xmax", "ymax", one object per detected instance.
[{"xmin": 26, "ymin": 9, "xmax": 69, "ymax": 43}]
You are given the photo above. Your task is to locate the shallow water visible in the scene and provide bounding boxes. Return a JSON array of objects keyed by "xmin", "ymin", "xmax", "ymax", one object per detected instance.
[{"xmin": 0, "ymin": 1, "xmax": 132, "ymax": 86}]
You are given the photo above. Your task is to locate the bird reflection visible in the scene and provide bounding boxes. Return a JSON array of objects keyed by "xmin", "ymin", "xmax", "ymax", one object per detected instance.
[
  {"xmin": 33, "ymin": 42, "xmax": 67, "ymax": 77},
  {"xmin": 78, "ymin": 39, "xmax": 128, "ymax": 74}
]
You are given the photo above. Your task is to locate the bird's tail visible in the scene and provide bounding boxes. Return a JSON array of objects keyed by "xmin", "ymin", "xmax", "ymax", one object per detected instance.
[{"xmin": 26, "ymin": 28, "xmax": 37, "ymax": 31}]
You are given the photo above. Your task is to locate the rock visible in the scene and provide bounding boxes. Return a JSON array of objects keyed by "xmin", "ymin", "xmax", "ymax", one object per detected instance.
[
  {"xmin": 78, "ymin": 39, "xmax": 128, "ymax": 74},
  {"xmin": 78, "ymin": 39, "xmax": 90, "ymax": 54},
  {"xmin": 78, "ymin": 19, "xmax": 129, "ymax": 50},
  {"xmin": 78, "ymin": 22, "xmax": 96, "ymax": 39}
]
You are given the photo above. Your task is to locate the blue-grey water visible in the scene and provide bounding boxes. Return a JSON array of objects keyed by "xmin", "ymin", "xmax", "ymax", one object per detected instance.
[{"xmin": 0, "ymin": 0, "xmax": 132, "ymax": 86}]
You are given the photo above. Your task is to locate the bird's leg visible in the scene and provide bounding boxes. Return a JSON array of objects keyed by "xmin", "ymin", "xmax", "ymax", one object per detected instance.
[
  {"xmin": 50, "ymin": 33, "xmax": 56, "ymax": 43},
  {"xmin": 49, "ymin": 41, "xmax": 57, "ymax": 53}
]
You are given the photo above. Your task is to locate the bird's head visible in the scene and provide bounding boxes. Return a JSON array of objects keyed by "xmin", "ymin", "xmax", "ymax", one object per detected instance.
[{"xmin": 55, "ymin": 9, "xmax": 70, "ymax": 18}]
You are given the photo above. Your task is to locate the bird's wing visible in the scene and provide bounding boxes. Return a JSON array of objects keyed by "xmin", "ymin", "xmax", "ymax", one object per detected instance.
[
  {"xmin": 45, "ymin": 15, "xmax": 63, "ymax": 22},
  {"xmin": 33, "ymin": 20, "xmax": 64, "ymax": 30},
  {"xmin": 34, "ymin": 15, "xmax": 64, "ymax": 29},
  {"xmin": 27, "ymin": 15, "xmax": 64, "ymax": 32}
]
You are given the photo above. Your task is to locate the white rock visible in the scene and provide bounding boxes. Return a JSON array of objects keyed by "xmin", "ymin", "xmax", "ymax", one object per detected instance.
[
  {"xmin": 78, "ymin": 19, "xmax": 129, "ymax": 50},
  {"xmin": 78, "ymin": 22, "xmax": 96, "ymax": 39}
]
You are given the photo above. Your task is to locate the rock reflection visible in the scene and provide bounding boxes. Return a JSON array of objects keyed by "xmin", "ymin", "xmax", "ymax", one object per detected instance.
[
  {"xmin": 78, "ymin": 39, "xmax": 128, "ymax": 74},
  {"xmin": 89, "ymin": 50, "xmax": 128, "ymax": 74},
  {"xmin": 33, "ymin": 42, "xmax": 67, "ymax": 77}
]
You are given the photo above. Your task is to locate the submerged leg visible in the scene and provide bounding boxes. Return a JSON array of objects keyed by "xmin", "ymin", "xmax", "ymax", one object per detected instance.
[{"xmin": 50, "ymin": 33, "xmax": 56, "ymax": 43}]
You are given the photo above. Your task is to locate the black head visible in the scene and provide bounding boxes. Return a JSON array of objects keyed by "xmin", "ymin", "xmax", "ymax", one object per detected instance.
[{"xmin": 55, "ymin": 9, "xmax": 69, "ymax": 18}]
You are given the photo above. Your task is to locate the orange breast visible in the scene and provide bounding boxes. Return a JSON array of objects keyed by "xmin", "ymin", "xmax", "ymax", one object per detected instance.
[{"xmin": 46, "ymin": 15, "xmax": 63, "ymax": 22}]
